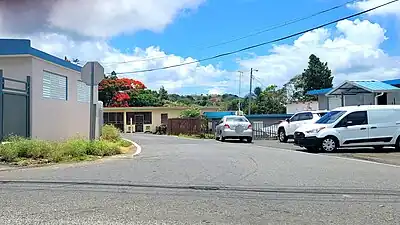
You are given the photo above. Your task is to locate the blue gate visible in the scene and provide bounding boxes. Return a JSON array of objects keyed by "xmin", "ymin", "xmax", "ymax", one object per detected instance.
[{"xmin": 0, "ymin": 70, "xmax": 31, "ymax": 140}]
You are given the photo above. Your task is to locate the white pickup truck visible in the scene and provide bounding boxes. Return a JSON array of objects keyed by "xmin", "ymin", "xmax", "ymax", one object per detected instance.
[{"xmin": 277, "ymin": 110, "xmax": 328, "ymax": 142}]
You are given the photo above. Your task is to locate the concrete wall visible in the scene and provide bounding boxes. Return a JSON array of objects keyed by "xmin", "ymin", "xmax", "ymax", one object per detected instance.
[
  {"xmin": 31, "ymin": 57, "xmax": 97, "ymax": 140},
  {"xmin": 0, "ymin": 56, "xmax": 97, "ymax": 140},
  {"xmin": 318, "ymin": 96, "xmax": 328, "ymax": 110},
  {"xmin": 150, "ymin": 108, "xmax": 182, "ymax": 132},
  {"xmin": 387, "ymin": 92, "xmax": 400, "ymax": 105},
  {"xmin": 286, "ymin": 101, "xmax": 318, "ymax": 114}
]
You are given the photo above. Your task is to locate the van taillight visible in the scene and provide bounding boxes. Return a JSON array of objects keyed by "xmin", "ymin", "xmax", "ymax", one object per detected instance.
[{"xmin": 224, "ymin": 124, "xmax": 230, "ymax": 129}]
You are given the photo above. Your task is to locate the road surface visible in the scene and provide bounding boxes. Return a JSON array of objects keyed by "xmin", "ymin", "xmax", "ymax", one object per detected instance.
[{"xmin": 0, "ymin": 134, "xmax": 399, "ymax": 224}]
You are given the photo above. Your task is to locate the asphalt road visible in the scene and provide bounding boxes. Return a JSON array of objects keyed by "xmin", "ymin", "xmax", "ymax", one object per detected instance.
[{"xmin": 0, "ymin": 134, "xmax": 399, "ymax": 224}]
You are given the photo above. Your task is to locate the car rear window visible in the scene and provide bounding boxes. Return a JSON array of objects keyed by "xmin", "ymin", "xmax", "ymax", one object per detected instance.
[{"xmin": 226, "ymin": 117, "xmax": 248, "ymax": 122}]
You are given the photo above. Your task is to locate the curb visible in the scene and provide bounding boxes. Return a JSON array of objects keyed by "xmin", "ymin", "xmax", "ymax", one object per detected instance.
[{"xmin": 122, "ymin": 138, "xmax": 142, "ymax": 156}]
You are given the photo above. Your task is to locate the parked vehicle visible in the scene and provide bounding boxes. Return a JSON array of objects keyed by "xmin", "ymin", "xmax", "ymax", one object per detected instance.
[
  {"xmin": 277, "ymin": 110, "xmax": 328, "ymax": 143},
  {"xmin": 293, "ymin": 105, "xmax": 400, "ymax": 152},
  {"xmin": 215, "ymin": 115, "xmax": 253, "ymax": 143}
]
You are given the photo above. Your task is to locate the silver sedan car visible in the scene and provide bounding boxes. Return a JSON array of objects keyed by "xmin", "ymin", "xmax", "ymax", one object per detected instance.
[{"xmin": 215, "ymin": 115, "xmax": 253, "ymax": 143}]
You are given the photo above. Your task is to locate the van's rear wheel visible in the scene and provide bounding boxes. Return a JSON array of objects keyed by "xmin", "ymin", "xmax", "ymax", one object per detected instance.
[
  {"xmin": 321, "ymin": 136, "xmax": 338, "ymax": 152},
  {"xmin": 278, "ymin": 129, "xmax": 288, "ymax": 143}
]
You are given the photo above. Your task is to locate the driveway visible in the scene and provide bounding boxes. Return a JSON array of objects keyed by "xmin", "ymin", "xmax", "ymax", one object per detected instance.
[{"xmin": 0, "ymin": 134, "xmax": 399, "ymax": 224}]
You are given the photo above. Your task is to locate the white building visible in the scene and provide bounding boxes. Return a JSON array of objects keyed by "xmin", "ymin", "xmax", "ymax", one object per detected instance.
[
  {"xmin": 307, "ymin": 80, "xmax": 400, "ymax": 110},
  {"xmin": 0, "ymin": 39, "xmax": 98, "ymax": 140},
  {"xmin": 286, "ymin": 101, "xmax": 319, "ymax": 114}
]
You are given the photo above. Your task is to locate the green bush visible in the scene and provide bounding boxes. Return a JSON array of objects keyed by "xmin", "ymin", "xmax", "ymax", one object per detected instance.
[
  {"xmin": 62, "ymin": 139, "xmax": 89, "ymax": 158},
  {"xmin": 180, "ymin": 107, "xmax": 201, "ymax": 118},
  {"xmin": 101, "ymin": 125, "xmax": 121, "ymax": 142},
  {"xmin": 0, "ymin": 135, "xmax": 125, "ymax": 164},
  {"xmin": 87, "ymin": 140, "xmax": 121, "ymax": 156},
  {"xmin": 0, "ymin": 144, "xmax": 19, "ymax": 162}
]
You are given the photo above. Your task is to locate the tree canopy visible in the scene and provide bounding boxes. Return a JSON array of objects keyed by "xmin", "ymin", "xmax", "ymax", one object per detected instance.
[{"xmin": 285, "ymin": 54, "xmax": 333, "ymax": 102}]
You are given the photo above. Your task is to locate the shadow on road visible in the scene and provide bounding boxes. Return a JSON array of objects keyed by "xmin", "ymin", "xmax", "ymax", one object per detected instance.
[
  {"xmin": 218, "ymin": 140, "xmax": 253, "ymax": 144},
  {"xmin": 254, "ymin": 140, "xmax": 400, "ymax": 154}
]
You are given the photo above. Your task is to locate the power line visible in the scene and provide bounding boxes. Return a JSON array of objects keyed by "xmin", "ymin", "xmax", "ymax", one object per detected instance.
[
  {"xmin": 253, "ymin": 76, "xmax": 267, "ymax": 89},
  {"xmin": 102, "ymin": 0, "xmax": 357, "ymax": 66},
  {"xmin": 197, "ymin": 0, "xmax": 357, "ymax": 50},
  {"xmin": 113, "ymin": 0, "xmax": 398, "ymax": 75}
]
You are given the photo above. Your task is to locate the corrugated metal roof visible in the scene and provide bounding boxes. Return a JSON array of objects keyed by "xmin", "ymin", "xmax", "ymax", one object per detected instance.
[
  {"xmin": 306, "ymin": 88, "xmax": 333, "ymax": 95},
  {"xmin": 203, "ymin": 111, "xmax": 235, "ymax": 119},
  {"xmin": 383, "ymin": 79, "xmax": 400, "ymax": 86},
  {"xmin": 307, "ymin": 78, "xmax": 400, "ymax": 95},
  {"xmin": 352, "ymin": 80, "xmax": 400, "ymax": 92}
]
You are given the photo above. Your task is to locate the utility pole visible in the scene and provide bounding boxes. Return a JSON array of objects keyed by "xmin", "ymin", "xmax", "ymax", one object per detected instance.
[
  {"xmin": 248, "ymin": 68, "xmax": 257, "ymax": 115},
  {"xmin": 238, "ymin": 71, "xmax": 243, "ymax": 112}
]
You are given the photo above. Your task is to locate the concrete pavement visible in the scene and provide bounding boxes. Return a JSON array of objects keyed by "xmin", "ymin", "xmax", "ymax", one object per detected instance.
[
  {"xmin": 254, "ymin": 139, "xmax": 400, "ymax": 166},
  {"xmin": 0, "ymin": 134, "xmax": 399, "ymax": 224}
]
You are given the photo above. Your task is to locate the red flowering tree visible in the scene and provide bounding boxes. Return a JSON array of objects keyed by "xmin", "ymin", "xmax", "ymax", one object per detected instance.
[
  {"xmin": 98, "ymin": 77, "xmax": 146, "ymax": 107},
  {"xmin": 110, "ymin": 92, "xmax": 130, "ymax": 107}
]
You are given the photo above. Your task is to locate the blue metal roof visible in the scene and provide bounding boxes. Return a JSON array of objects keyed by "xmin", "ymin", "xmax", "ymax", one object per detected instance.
[
  {"xmin": 306, "ymin": 88, "xmax": 333, "ymax": 95},
  {"xmin": 383, "ymin": 78, "xmax": 400, "ymax": 86},
  {"xmin": 352, "ymin": 80, "xmax": 400, "ymax": 92},
  {"xmin": 0, "ymin": 39, "xmax": 81, "ymax": 72},
  {"xmin": 307, "ymin": 78, "xmax": 400, "ymax": 96},
  {"xmin": 203, "ymin": 111, "xmax": 236, "ymax": 119},
  {"xmin": 246, "ymin": 114, "xmax": 293, "ymax": 119}
]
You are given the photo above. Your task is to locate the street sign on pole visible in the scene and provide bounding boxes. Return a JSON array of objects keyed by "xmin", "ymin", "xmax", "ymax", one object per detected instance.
[
  {"xmin": 81, "ymin": 61, "xmax": 104, "ymax": 86},
  {"xmin": 81, "ymin": 62, "xmax": 105, "ymax": 141}
]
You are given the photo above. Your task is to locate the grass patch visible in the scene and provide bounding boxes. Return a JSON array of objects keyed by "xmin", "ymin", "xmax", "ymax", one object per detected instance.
[{"xmin": 0, "ymin": 125, "xmax": 134, "ymax": 165}]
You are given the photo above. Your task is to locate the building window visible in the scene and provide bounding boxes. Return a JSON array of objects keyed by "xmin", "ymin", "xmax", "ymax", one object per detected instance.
[
  {"xmin": 103, "ymin": 112, "xmax": 124, "ymax": 131},
  {"xmin": 77, "ymin": 81, "xmax": 90, "ymax": 103},
  {"xmin": 125, "ymin": 112, "xmax": 152, "ymax": 124},
  {"xmin": 43, "ymin": 71, "xmax": 68, "ymax": 100},
  {"xmin": 143, "ymin": 112, "xmax": 152, "ymax": 124}
]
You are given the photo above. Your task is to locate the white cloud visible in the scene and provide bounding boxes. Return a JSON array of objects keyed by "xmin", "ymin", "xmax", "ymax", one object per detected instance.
[
  {"xmin": 350, "ymin": 0, "xmax": 400, "ymax": 17},
  {"xmin": 0, "ymin": 0, "xmax": 234, "ymax": 95},
  {"xmin": 239, "ymin": 19, "xmax": 400, "ymax": 88},
  {"xmin": 208, "ymin": 87, "xmax": 226, "ymax": 95},
  {"xmin": 0, "ymin": 0, "xmax": 205, "ymax": 38},
  {"xmin": 1, "ymin": 0, "xmax": 399, "ymax": 96},
  {"xmin": 0, "ymin": 31, "xmax": 232, "ymax": 94}
]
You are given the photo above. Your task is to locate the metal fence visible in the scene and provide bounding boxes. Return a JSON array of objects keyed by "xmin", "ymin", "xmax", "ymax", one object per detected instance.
[
  {"xmin": 251, "ymin": 122, "xmax": 279, "ymax": 140},
  {"xmin": 0, "ymin": 70, "xmax": 31, "ymax": 140}
]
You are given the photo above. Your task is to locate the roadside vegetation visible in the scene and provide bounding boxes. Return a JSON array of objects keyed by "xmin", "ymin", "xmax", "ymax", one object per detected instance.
[{"xmin": 0, "ymin": 125, "xmax": 133, "ymax": 166}]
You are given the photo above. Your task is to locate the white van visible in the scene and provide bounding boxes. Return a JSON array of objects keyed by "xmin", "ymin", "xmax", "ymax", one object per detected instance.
[{"xmin": 293, "ymin": 105, "xmax": 400, "ymax": 152}]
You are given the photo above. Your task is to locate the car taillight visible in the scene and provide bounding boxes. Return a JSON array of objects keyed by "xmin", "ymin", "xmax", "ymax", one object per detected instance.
[
  {"xmin": 224, "ymin": 124, "xmax": 230, "ymax": 129},
  {"xmin": 248, "ymin": 124, "xmax": 252, "ymax": 129}
]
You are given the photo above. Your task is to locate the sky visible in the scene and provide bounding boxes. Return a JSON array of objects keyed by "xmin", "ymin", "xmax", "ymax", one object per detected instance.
[{"xmin": 0, "ymin": 0, "xmax": 399, "ymax": 95}]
